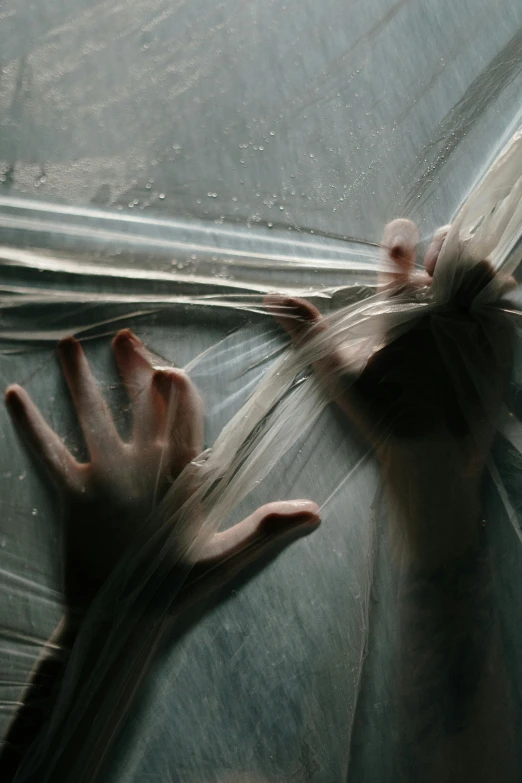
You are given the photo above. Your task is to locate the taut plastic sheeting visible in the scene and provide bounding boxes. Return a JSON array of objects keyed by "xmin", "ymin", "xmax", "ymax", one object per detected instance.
[{"xmin": 1, "ymin": 1, "xmax": 522, "ymax": 781}]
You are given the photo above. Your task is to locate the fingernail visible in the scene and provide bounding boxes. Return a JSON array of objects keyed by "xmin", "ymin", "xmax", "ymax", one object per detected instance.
[
  {"xmin": 58, "ymin": 336, "xmax": 79, "ymax": 362},
  {"xmin": 391, "ymin": 236, "xmax": 408, "ymax": 255},
  {"xmin": 5, "ymin": 386, "xmax": 22, "ymax": 411},
  {"xmin": 123, "ymin": 329, "xmax": 141, "ymax": 346},
  {"xmin": 153, "ymin": 369, "xmax": 183, "ymax": 400},
  {"xmin": 263, "ymin": 501, "xmax": 321, "ymax": 533},
  {"xmin": 266, "ymin": 296, "xmax": 294, "ymax": 311},
  {"xmin": 262, "ymin": 511, "xmax": 320, "ymax": 537},
  {"xmin": 287, "ymin": 300, "xmax": 318, "ymax": 322},
  {"xmin": 285, "ymin": 499, "xmax": 319, "ymax": 512},
  {"xmin": 5, "ymin": 386, "xmax": 26, "ymax": 422},
  {"xmin": 114, "ymin": 329, "xmax": 141, "ymax": 350}
]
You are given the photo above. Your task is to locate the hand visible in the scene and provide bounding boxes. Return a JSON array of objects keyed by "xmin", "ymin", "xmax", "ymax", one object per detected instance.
[
  {"xmin": 6, "ymin": 330, "xmax": 320, "ymax": 614},
  {"xmin": 266, "ymin": 221, "xmax": 514, "ymax": 565}
]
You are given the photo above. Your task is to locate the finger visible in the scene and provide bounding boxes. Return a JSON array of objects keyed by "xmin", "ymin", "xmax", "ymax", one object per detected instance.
[
  {"xmin": 191, "ymin": 500, "xmax": 320, "ymax": 582},
  {"xmin": 5, "ymin": 385, "xmax": 83, "ymax": 492},
  {"xmin": 57, "ymin": 337, "xmax": 121, "ymax": 459},
  {"xmin": 379, "ymin": 219, "xmax": 419, "ymax": 291},
  {"xmin": 424, "ymin": 224, "xmax": 450, "ymax": 277},
  {"xmin": 263, "ymin": 293, "xmax": 323, "ymax": 342},
  {"xmin": 153, "ymin": 368, "xmax": 205, "ymax": 475},
  {"xmin": 112, "ymin": 329, "xmax": 159, "ymax": 443},
  {"xmin": 264, "ymin": 293, "xmax": 372, "ymax": 429},
  {"xmin": 264, "ymin": 294, "xmax": 348, "ymax": 381}
]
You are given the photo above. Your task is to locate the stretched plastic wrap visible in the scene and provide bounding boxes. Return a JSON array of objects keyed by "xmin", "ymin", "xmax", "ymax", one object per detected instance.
[{"xmin": 2, "ymin": 2, "xmax": 522, "ymax": 782}]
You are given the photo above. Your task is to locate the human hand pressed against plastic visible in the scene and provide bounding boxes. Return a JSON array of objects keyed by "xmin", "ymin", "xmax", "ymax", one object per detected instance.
[
  {"xmin": 6, "ymin": 329, "xmax": 319, "ymax": 614},
  {"xmin": 1, "ymin": 330, "xmax": 320, "ymax": 781},
  {"xmin": 266, "ymin": 221, "xmax": 514, "ymax": 568}
]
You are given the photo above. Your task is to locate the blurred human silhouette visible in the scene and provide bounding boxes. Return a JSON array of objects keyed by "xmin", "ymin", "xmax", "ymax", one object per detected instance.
[
  {"xmin": 266, "ymin": 220, "xmax": 517, "ymax": 782},
  {"xmin": 1, "ymin": 218, "xmax": 518, "ymax": 782}
]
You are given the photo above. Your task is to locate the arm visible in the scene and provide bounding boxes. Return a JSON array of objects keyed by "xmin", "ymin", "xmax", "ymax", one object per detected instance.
[
  {"xmin": 267, "ymin": 221, "xmax": 517, "ymax": 782},
  {"xmin": 0, "ymin": 615, "xmax": 82, "ymax": 781},
  {"xmin": 0, "ymin": 329, "xmax": 320, "ymax": 782}
]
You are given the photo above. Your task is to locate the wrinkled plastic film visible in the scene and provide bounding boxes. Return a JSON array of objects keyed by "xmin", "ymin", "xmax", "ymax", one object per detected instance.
[{"xmin": 4, "ymin": 126, "xmax": 521, "ymax": 782}]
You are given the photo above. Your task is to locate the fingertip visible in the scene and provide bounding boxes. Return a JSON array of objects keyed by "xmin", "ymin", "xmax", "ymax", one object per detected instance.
[
  {"xmin": 5, "ymin": 384, "xmax": 24, "ymax": 411},
  {"xmin": 381, "ymin": 219, "xmax": 419, "ymax": 270},
  {"xmin": 153, "ymin": 367, "xmax": 187, "ymax": 396},
  {"xmin": 264, "ymin": 295, "xmax": 322, "ymax": 328},
  {"xmin": 6, "ymin": 382, "xmax": 22, "ymax": 398},
  {"xmin": 389, "ymin": 240, "xmax": 414, "ymax": 267},
  {"xmin": 57, "ymin": 336, "xmax": 80, "ymax": 363},
  {"xmin": 290, "ymin": 298, "xmax": 322, "ymax": 323},
  {"xmin": 263, "ymin": 292, "xmax": 285, "ymax": 307},
  {"xmin": 112, "ymin": 328, "xmax": 131, "ymax": 348},
  {"xmin": 278, "ymin": 499, "xmax": 320, "ymax": 516},
  {"xmin": 5, "ymin": 384, "xmax": 32, "ymax": 427},
  {"xmin": 260, "ymin": 500, "xmax": 321, "ymax": 536},
  {"xmin": 112, "ymin": 328, "xmax": 141, "ymax": 350}
]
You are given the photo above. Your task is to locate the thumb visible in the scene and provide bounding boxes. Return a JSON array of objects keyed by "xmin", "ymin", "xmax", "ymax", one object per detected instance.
[{"xmin": 180, "ymin": 500, "xmax": 320, "ymax": 600}]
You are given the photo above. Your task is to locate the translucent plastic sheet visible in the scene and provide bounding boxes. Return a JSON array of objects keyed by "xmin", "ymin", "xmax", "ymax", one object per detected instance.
[
  {"xmin": 0, "ymin": 127, "xmax": 520, "ymax": 782},
  {"xmin": 2, "ymin": 2, "xmax": 522, "ymax": 782}
]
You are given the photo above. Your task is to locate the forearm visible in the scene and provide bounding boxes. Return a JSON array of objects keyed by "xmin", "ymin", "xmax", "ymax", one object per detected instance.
[
  {"xmin": 0, "ymin": 612, "xmax": 84, "ymax": 782},
  {"xmin": 1, "ymin": 569, "xmax": 210, "ymax": 783},
  {"xmin": 393, "ymin": 488, "xmax": 516, "ymax": 781},
  {"xmin": 382, "ymin": 441, "xmax": 484, "ymax": 571}
]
